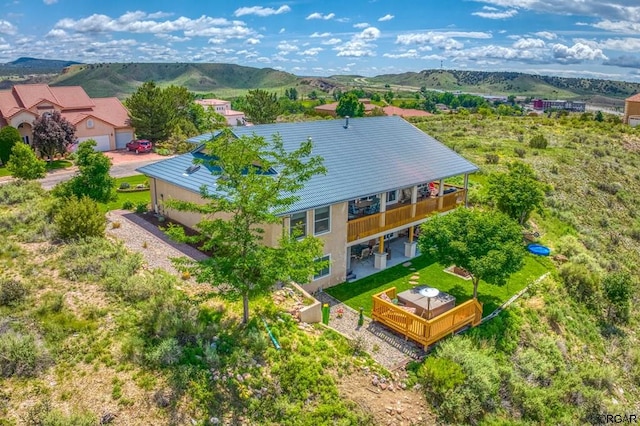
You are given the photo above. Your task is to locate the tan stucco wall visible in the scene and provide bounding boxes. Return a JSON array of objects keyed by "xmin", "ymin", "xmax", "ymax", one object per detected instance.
[
  {"xmin": 302, "ymin": 201, "xmax": 348, "ymax": 294},
  {"xmin": 624, "ymin": 100, "xmax": 640, "ymax": 124},
  {"xmin": 8, "ymin": 111, "xmax": 37, "ymax": 128},
  {"xmin": 76, "ymin": 117, "xmax": 133, "ymax": 151}
]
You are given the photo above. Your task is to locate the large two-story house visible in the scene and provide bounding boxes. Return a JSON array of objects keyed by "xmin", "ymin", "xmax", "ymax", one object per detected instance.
[
  {"xmin": 0, "ymin": 84, "xmax": 133, "ymax": 151},
  {"xmin": 137, "ymin": 116, "xmax": 478, "ymax": 292}
]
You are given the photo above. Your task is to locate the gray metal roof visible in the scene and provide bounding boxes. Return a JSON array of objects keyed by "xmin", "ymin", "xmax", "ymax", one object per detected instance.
[{"xmin": 137, "ymin": 116, "xmax": 478, "ymax": 214}]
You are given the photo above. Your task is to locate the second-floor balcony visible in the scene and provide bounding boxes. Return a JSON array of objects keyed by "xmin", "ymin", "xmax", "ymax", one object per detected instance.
[{"xmin": 347, "ymin": 184, "xmax": 466, "ymax": 242}]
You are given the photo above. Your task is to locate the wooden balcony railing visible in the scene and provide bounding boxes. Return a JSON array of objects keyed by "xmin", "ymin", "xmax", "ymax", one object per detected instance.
[
  {"xmin": 347, "ymin": 188, "xmax": 466, "ymax": 242},
  {"xmin": 371, "ymin": 287, "xmax": 482, "ymax": 349}
]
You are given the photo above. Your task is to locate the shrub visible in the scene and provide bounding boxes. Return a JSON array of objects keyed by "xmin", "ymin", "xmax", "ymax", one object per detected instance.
[
  {"xmin": 0, "ymin": 330, "xmax": 47, "ymax": 377},
  {"xmin": 61, "ymin": 238, "xmax": 142, "ymax": 283},
  {"xmin": 555, "ymin": 235, "xmax": 584, "ymax": 259},
  {"xmin": 146, "ymin": 337, "xmax": 183, "ymax": 366},
  {"xmin": 529, "ymin": 134, "xmax": 548, "ymax": 149},
  {"xmin": 559, "ymin": 262, "xmax": 601, "ymax": 307},
  {"xmin": 0, "ymin": 278, "xmax": 27, "ymax": 306},
  {"xmin": 418, "ymin": 357, "xmax": 465, "ymax": 404},
  {"xmin": 6, "ymin": 143, "xmax": 47, "ymax": 180},
  {"xmin": 0, "ymin": 180, "xmax": 45, "ymax": 206},
  {"xmin": 119, "ymin": 182, "xmax": 131, "ymax": 190},
  {"xmin": 111, "ymin": 221, "xmax": 121, "ymax": 229},
  {"xmin": 122, "ymin": 200, "xmax": 135, "ymax": 210},
  {"xmin": 514, "ymin": 147, "xmax": 526, "ymax": 158},
  {"xmin": 485, "ymin": 153, "xmax": 499, "ymax": 164},
  {"xmin": 135, "ymin": 202, "xmax": 148, "ymax": 214},
  {"xmin": 53, "ymin": 196, "xmax": 106, "ymax": 241}
]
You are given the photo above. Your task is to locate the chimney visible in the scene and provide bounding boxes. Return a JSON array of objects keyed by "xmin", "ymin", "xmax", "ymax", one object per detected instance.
[{"xmin": 344, "ymin": 116, "xmax": 350, "ymax": 129}]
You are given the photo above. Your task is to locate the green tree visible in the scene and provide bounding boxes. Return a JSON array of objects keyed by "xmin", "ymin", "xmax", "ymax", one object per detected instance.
[
  {"xmin": 32, "ymin": 111, "xmax": 76, "ymax": 160},
  {"xmin": 0, "ymin": 126, "xmax": 21, "ymax": 166},
  {"xmin": 125, "ymin": 82, "xmax": 196, "ymax": 141},
  {"xmin": 488, "ymin": 162, "xmax": 547, "ymax": 225},
  {"xmin": 594, "ymin": 110, "xmax": 604, "ymax": 122},
  {"xmin": 243, "ymin": 89, "xmax": 282, "ymax": 124},
  {"xmin": 284, "ymin": 87, "xmax": 298, "ymax": 101},
  {"xmin": 166, "ymin": 129, "xmax": 327, "ymax": 324},
  {"xmin": 418, "ymin": 208, "xmax": 525, "ymax": 299},
  {"xmin": 383, "ymin": 91, "xmax": 394, "ymax": 104},
  {"xmin": 6, "ymin": 143, "xmax": 46, "ymax": 180},
  {"xmin": 54, "ymin": 196, "xmax": 106, "ymax": 241},
  {"xmin": 335, "ymin": 92, "xmax": 364, "ymax": 118},
  {"xmin": 53, "ymin": 140, "xmax": 115, "ymax": 203},
  {"xmin": 602, "ymin": 272, "xmax": 633, "ymax": 324}
]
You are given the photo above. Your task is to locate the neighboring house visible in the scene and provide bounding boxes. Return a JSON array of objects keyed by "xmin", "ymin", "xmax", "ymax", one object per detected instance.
[
  {"xmin": 382, "ymin": 106, "xmax": 432, "ymax": 118},
  {"xmin": 624, "ymin": 93, "xmax": 640, "ymax": 127},
  {"xmin": 314, "ymin": 99, "xmax": 379, "ymax": 117},
  {"xmin": 0, "ymin": 84, "xmax": 133, "ymax": 151},
  {"xmin": 195, "ymin": 98, "xmax": 246, "ymax": 126},
  {"xmin": 137, "ymin": 116, "xmax": 478, "ymax": 293},
  {"xmin": 532, "ymin": 99, "xmax": 586, "ymax": 112}
]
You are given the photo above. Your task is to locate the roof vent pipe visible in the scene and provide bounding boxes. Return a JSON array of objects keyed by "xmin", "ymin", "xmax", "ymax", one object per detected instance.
[{"xmin": 344, "ymin": 116, "xmax": 349, "ymax": 129}]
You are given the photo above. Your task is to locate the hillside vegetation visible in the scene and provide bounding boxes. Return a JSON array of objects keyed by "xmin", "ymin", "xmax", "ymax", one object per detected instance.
[{"xmin": 403, "ymin": 112, "xmax": 640, "ymax": 423}]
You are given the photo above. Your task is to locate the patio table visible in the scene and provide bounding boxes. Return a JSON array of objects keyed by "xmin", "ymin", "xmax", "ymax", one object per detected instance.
[
  {"xmin": 397, "ymin": 286, "xmax": 456, "ymax": 318},
  {"xmin": 356, "ymin": 200, "xmax": 374, "ymax": 209}
]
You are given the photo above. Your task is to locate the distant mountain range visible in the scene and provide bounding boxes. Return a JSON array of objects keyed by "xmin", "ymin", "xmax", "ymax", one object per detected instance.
[{"xmin": 1, "ymin": 58, "xmax": 638, "ymax": 108}]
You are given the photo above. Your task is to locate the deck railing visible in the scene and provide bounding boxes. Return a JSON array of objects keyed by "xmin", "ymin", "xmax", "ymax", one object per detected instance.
[
  {"xmin": 348, "ymin": 188, "xmax": 466, "ymax": 242},
  {"xmin": 371, "ymin": 287, "xmax": 482, "ymax": 349}
]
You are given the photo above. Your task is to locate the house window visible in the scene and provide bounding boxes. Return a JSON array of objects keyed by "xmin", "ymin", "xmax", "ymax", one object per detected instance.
[
  {"xmin": 314, "ymin": 206, "xmax": 330, "ymax": 235},
  {"xmin": 86, "ymin": 119, "xmax": 94, "ymax": 129},
  {"xmin": 290, "ymin": 212, "xmax": 307, "ymax": 238},
  {"xmin": 313, "ymin": 255, "xmax": 331, "ymax": 280},
  {"xmin": 386, "ymin": 190, "xmax": 397, "ymax": 203}
]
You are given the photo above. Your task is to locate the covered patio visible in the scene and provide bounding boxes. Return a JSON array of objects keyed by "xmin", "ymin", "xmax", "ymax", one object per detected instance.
[{"xmin": 347, "ymin": 234, "xmax": 420, "ymax": 282}]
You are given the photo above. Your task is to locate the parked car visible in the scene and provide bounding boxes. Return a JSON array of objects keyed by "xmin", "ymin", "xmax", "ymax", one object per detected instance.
[{"xmin": 126, "ymin": 139, "xmax": 153, "ymax": 153}]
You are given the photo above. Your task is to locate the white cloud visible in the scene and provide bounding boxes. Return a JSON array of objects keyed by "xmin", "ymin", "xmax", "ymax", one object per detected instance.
[
  {"xmin": 0, "ymin": 20, "xmax": 17, "ymax": 35},
  {"xmin": 322, "ymin": 38, "xmax": 342, "ymax": 45},
  {"xmin": 476, "ymin": 0, "xmax": 640, "ymax": 23},
  {"xmin": 383, "ymin": 49, "xmax": 419, "ymax": 59},
  {"xmin": 233, "ymin": 5, "xmax": 291, "ymax": 17},
  {"xmin": 306, "ymin": 12, "xmax": 335, "ymax": 20},
  {"xmin": 310, "ymin": 32, "xmax": 331, "ymax": 38},
  {"xmin": 513, "ymin": 38, "xmax": 545, "ymax": 49},
  {"xmin": 472, "ymin": 9, "xmax": 518, "ymax": 19},
  {"xmin": 593, "ymin": 20, "xmax": 640, "ymax": 33},
  {"xmin": 279, "ymin": 28, "xmax": 285, "ymax": 34},
  {"xmin": 395, "ymin": 31, "xmax": 491, "ymax": 50},
  {"xmin": 277, "ymin": 41, "xmax": 299, "ymax": 53},
  {"xmin": 43, "ymin": 0, "xmax": 58, "ymax": 4},
  {"xmin": 156, "ymin": 34, "xmax": 191, "ymax": 42},
  {"xmin": 534, "ymin": 31, "xmax": 557, "ymax": 40},
  {"xmin": 353, "ymin": 22, "xmax": 370, "ymax": 29},
  {"xmin": 551, "ymin": 42, "xmax": 607, "ymax": 63},
  {"xmin": 574, "ymin": 37, "xmax": 640, "ymax": 53},
  {"xmin": 378, "ymin": 14, "xmax": 394, "ymax": 22},
  {"xmin": 298, "ymin": 47, "xmax": 324, "ymax": 56},
  {"xmin": 245, "ymin": 38, "xmax": 261, "ymax": 45},
  {"xmin": 333, "ymin": 26, "xmax": 381, "ymax": 57}
]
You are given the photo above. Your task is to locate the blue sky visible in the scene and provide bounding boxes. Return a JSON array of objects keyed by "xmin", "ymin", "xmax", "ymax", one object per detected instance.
[{"xmin": 2, "ymin": 0, "xmax": 640, "ymax": 81}]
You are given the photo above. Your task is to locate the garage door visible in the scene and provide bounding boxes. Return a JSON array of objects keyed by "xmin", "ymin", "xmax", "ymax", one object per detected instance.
[
  {"xmin": 115, "ymin": 131, "xmax": 133, "ymax": 149},
  {"xmin": 77, "ymin": 135, "xmax": 111, "ymax": 151}
]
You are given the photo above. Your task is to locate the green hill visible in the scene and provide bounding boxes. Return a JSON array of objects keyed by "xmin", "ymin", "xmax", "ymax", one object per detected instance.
[{"xmin": 52, "ymin": 63, "xmax": 301, "ymax": 98}]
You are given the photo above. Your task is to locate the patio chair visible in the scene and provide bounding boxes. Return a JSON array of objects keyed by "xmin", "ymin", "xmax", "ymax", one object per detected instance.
[
  {"xmin": 348, "ymin": 202, "xmax": 360, "ymax": 220},
  {"xmin": 364, "ymin": 199, "xmax": 380, "ymax": 215},
  {"xmin": 358, "ymin": 248, "xmax": 371, "ymax": 262}
]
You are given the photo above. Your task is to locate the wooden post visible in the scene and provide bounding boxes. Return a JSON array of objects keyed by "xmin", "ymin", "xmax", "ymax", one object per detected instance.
[
  {"xmin": 379, "ymin": 236, "xmax": 384, "ymax": 253},
  {"xmin": 409, "ymin": 225, "xmax": 414, "ymax": 243},
  {"xmin": 463, "ymin": 173, "xmax": 469, "ymax": 208},
  {"xmin": 438, "ymin": 179, "xmax": 444, "ymax": 209}
]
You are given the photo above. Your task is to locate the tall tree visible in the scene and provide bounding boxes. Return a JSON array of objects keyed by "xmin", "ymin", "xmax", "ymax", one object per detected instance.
[
  {"xmin": 53, "ymin": 140, "xmax": 115, "ymax": 203},
  {"xmin": 166, "ymin": 129, "xmax": 327, "ymax": 324},
  {"xmin": 6, "ymin": 142, "xmax": 46, "ymax": 180},
  {"xmin": 336, "ymin": 92, "xmax": 364, "ymax": 117},
  {"xmin": 418, "ymin": 208, "xmax": 525, "ymax": 299},
  {"xmin": 603, "ymin": 271, "xmax": 633, "ymax": 324},
  {"xmin": 243, "ymin": 89, "xmax": 282, "ymax": 124},
  {"xmin": 0, "ymin": 126, "xmax": 21, "ymax": 166},
  {"xmin": 32, "ymin": 111, "xmax": 76, "ymax": 160},
  {"xmin": 488, "ymin": 162, "xmax": 547, "ymax": 225}
]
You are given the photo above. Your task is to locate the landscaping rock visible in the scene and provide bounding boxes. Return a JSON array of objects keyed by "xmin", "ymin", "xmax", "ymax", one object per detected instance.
[{"xmin": 402, "ymin": 262, "xmax": 412, "ymax": 267}]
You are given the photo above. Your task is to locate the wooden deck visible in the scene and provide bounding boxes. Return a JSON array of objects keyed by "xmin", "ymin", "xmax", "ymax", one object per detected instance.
[
  {"xmin": 347, "ymin": 188, "xmax": 466, "ymax": 242},
  {"xmin": 371, "ymin": 287, "xmax": 482, "ymax": 349}
]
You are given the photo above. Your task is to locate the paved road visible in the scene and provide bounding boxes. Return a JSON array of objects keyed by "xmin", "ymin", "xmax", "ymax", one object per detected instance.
[{"xmin": 1, "ymin": 158, "xmax": 161, "ymax": 190}]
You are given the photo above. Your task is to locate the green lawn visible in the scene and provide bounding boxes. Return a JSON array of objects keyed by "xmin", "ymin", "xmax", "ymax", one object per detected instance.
[
  {"xmin": 325, "ymin": 253, "xmax": 551, "ymax": 317},
  {"xmin": 0, "ymin": 167, "xmax": 9, "ymax": 177},
  {"xmin": 100, "ymin": 175, "xmax": 150, "ymax": 213},
  {"xmin": 45, "ymin": 159, "xmax": 73, "ymax": 171}
]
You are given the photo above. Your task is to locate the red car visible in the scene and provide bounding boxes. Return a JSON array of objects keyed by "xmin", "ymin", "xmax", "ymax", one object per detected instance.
[{"xmin": 126, "ymin": 139, "xmax": 153, "ymax": 153}]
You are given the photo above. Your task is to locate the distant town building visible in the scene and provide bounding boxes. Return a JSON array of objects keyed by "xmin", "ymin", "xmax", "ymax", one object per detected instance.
[
  {"xmin": 194, "ymin": 98, "xmax": 246, "ymax": 126},
  {"xmin": 313, "ymin": 99, "xmax": 379, "ymax": 117},
  {"xmin": 623, "ymin": 93, "xmax": 640, "ymax": 127},
  {"xmin": 0, "ymin": 84, "xmax": 133, "ymax": 151},
  {"xmin": 532, "ymin": 99, "xmax": 586, "ymax": 112}
]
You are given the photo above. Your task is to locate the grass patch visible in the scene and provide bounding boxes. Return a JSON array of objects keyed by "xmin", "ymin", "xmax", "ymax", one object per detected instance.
[
  {"xmin": 100, "ymin": 175, "xmax": 149, "ymax": 213},
  {"xmin": 45, "ymin": 159, "xmax": 73, "ymax": 171},
  {"xmin": 326, "ymin": 253, "xmax": 551, "ymax": 317},
  {"xmin": 0, "ymin": 167, "xmax": 10, "ymax": 177}
]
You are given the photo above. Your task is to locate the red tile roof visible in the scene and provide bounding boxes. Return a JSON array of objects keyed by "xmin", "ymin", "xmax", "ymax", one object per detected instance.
[
  {"xmin": 383, "ymin": 106, "xmax": 432, "ymax": 117},
  {"xmin": 626, "ymin": 93, "xmax": 640, "ymax": 102},
  {"xmin": 63, "ymin": 97, "xmax": 130, "ymax": 128}
]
